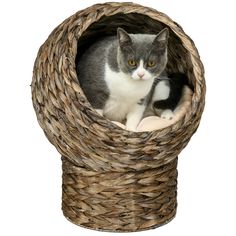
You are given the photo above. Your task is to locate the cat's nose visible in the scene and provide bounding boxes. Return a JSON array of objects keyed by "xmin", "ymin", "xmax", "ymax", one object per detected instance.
[{"xmin": 138, "ymin": 72, "xmax": 145, "ymax": 78}]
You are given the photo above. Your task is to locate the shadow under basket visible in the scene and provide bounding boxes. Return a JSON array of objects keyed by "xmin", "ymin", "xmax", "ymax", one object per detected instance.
[{"xmin": 31, "ymin": 2, "xmax": 206, "ymax": 232}]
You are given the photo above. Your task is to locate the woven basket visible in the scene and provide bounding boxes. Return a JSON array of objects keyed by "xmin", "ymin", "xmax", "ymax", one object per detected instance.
[{"xmin": 31, "ymin": 2, "xmax": 205, "ymax": 232}]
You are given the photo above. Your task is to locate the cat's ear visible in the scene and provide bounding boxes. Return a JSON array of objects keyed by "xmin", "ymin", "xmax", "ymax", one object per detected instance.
[
  {"xmin": 117, "ymin": 28, "xmax": 132, "ymax": 47},
  {"xmin": 153, "ymin": 28, "xmax": 169, "ymax": 45}
]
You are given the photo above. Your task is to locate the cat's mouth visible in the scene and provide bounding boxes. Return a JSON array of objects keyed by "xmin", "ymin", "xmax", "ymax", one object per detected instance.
[
  {"xmin": 131, "ymin": 75, "xmax": 152, "ymax": 81},
  {"xmin": 131, "ymin": 69, "xmax": 153, "ymax": 81}
]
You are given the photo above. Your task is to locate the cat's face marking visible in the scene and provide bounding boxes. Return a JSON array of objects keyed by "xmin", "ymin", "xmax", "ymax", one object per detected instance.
[
  {"xmin": 131, "ymin": 60, "xmax": 153, "ymax": 81},
  {"xmin": 117, "ymin": 28, "xmax": 169, "ymax": 81}
]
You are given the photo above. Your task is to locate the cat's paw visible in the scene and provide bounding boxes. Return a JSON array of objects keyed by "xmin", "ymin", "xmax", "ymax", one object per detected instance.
[
  {"xmin": 125, "ymin": 124, "xmax": 138, "ymax": 132},
  {"xmin": 161, "ymin": 109, "xmax": 174, "ymax": 120}
]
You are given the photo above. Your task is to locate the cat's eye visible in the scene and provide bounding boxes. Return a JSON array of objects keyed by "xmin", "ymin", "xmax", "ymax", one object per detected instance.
[
  {"xmin": 128, "ymin": 60, "xmax": 137, "ymax": 67},
  {"xmin": 147, "ymin": 60, "xmax": 156, "ymax": 67}
]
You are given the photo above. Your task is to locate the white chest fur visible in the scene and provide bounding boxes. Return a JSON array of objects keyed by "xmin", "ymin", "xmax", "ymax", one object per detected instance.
[{"xmin": 103, "ymin": 64, "xmax": 154, "ymax": 122}]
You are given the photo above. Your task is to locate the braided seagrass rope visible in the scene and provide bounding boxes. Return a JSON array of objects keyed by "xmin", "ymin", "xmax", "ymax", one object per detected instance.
[
  {"xmin": 62, "ymin": 156, "xmax": 178, "ymax": 232},
  {"xmin": 31, "ymin": 2, "xmax": 205, "ymax": 232}
]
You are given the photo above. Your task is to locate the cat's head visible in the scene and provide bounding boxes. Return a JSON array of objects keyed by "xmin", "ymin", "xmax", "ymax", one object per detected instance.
[{"xmin": 117, "ymin": 28, "xmax": 169, "ymax": 81}]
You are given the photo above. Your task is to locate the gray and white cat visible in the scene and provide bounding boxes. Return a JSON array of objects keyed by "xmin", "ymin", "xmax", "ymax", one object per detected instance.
[{"xmin": 77, "ymin": 28, "xmax": 169, "ymax": 131}]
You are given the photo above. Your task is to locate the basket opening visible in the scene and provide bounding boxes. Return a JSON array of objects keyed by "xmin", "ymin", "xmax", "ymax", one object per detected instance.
[{"xmin": 75, "ymin": 13, "xmax": 195, "ymax": 131}]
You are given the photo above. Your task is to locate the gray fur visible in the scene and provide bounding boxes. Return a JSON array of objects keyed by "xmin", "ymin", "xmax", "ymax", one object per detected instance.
[
  {"xmin": 77, "ymin": 37, "xmax": 113, "ymax": 108},
  {"xmin": 76, "ymin": 28, "xmax": 169, "ymax": 109}
]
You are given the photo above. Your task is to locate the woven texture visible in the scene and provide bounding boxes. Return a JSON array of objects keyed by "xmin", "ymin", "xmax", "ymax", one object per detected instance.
[
  {"xmin": 62, "ymin": 156, "xmax": 178, "ymax": 231},
  {"xmin": 31, "ymin": 2, "xmax": 205, "ymax": 232}
]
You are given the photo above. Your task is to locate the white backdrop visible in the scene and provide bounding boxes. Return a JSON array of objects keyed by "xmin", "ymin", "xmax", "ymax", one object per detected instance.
[{"xmin": 1, "ymin": 0, "xmax": 236, "ymax": 235}]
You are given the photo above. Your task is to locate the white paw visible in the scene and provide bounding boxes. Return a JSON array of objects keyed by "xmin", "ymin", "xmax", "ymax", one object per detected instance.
[
  {"xmin": 161, "ymin": 109, "xmax": 174, "ymax": 120},
  {"xmin": 125, "ymin": 124, "xmax": 138, "ymax": 132}
]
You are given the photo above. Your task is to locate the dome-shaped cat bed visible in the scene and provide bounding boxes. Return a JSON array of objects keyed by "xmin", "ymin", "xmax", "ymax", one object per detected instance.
[{"xmin": 31, "ymin": 2, "xmax": 205, "ymax": 232}]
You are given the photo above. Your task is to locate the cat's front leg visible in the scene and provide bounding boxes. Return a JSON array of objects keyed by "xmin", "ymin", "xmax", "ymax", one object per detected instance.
[{"xmin": 125, "ymin": 104, "xmax": 146, "ymax": 131}]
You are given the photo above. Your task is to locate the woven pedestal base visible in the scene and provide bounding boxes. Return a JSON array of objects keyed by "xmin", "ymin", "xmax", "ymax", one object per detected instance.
[{"xmin": 62, "ymin": 157, "xmax": 178, "ymax": 232}]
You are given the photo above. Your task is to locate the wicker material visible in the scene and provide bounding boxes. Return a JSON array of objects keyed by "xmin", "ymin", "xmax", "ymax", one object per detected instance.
[
  {"xmin": 31, "ymin": 2, "xmax": 205, "ymax": 232},
  {"xmin": 62, "ymin": 156, "xmax": 178, "ymax": 231}
]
